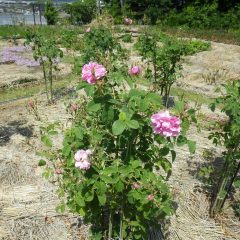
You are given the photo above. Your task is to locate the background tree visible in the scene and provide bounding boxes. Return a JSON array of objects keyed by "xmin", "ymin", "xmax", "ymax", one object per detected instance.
[
  {"xmin": 44, "ymin": 1, "xmax": 58, "ymax": 25},
  {"xmin": 63, "ymin": 0, "xmax": 96, "ymax": 25}
]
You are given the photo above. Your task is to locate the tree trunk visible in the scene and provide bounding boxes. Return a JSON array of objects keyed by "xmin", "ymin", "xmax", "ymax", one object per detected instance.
[
  {"xmin": 32, "ymin": 4, "xmax": 36, "ymax": 25},
  {"xmin": 39, "ymin": 4, "xmax": 42, "ymax": 25}
]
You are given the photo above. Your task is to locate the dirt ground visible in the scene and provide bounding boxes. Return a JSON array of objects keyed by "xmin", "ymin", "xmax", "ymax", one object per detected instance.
[{"xmin": 0, "ymin": 36, "xmax": 240, "ymax": 239}]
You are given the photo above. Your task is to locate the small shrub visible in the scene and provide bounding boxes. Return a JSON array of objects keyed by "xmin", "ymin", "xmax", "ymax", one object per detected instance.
[
  {"xmin": 209, "ymin": 80, "xmax": 240, "ymax": 217},
  {"xmin": 26, "ymin": 31, "xmax": 63, "ymax": 103},
  {"xmin": 74, "ymin": 26, "xmax": 127, "ymax": 73},
  {"xmin": 121, "ymin": 33, "xmax": 133, "ymax": 43}
]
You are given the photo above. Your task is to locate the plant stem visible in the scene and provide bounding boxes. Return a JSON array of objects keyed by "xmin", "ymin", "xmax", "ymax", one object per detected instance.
[
  {"xmin": 49, "ymin": 60, "xmax": 53, "ymax": 103},
  {"xmin": 119, "ymin": 203, "xmax": 124, "ymax": 239},
  {"xmin": 42, "ymin": 59, "xmax": 49, "ymax": 102},
  {"xmin": 108, "ymin": 208, "xmax": 113, "ymax": 240}
]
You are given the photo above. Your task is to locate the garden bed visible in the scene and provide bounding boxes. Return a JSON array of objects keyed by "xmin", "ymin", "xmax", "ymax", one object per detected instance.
[{"xmin": 0, "ymin": 25, "xmax": 240, "ymax": 239}]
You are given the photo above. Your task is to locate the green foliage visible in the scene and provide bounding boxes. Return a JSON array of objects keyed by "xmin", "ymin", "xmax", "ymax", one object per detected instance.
[
  {"xmin": 63, "ymin": 0, "xmax": 96, "ymax": 25},
  {"xmin": 182, "ymin": 39, "xmax": 211, "ymax": 55},
  {"xmin": 25, "ymin": 31, "xmax": 63, "ymax": 103},
  {"xmin": 164, "ymin": 3, "xmax": 240, "ymax": 30},
  {"xmin": 135, "ymin": 32, "xmax": 184, "ymax": 102},
  {"xmin": 209, "ymin": 80, "xmax": 240, "ymax": 217},
  {"xmin": 44, "ymin": 1, "xmax": 58, "ymax": 25},
  {"xmin": 121, "ymin": 33, "xmax": 133, "ymax": 43},
  {"xmin": 60, "ymin": 29, "xmax": 79, "ymax": 51},
  {"xmin": 74, "ymin": 26, "xmax": 127, "ymax": 73}
]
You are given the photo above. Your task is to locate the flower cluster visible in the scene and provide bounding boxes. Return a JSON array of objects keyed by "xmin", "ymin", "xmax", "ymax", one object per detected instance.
[
  {"xmin": 82, "ymin": 62, "xmax": 107, "ymax": 84},
  {"xmin": 0, "ymin": 45, "xmax": 40, "ymax": 67},
  {"xmin": 151, "ymin": 111, "xmax": 181, "ymax": 137},
  {"xmin": 74, "ymin": 149, "xmax": 92, "ymax": 170},
  {"xmin": 124, "ymin": 17, "xmax": 133, "ymax": 25},
  {"xmin": 129, "ymin": 66, "xmax": 141, "ymax": 76}
]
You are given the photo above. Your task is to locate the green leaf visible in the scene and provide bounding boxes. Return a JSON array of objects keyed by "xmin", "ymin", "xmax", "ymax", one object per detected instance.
[
  {"xmin": 131, "ymin": 160, "xmax": 141, "ymax": 168},
  {"xmin": 162, "ymin": 205, "xmax": 172, "ymax": 215},
  {"xmin": 75, "ymin": 195, "xmax": 85, "ymax": 207},
  {"xmin": 112, "ymin": 120, "xmax": 126, "ymax": 135},
  {"xmin": 87, "ymin": 101, "xmax": 101, "ymax": 112},
  {"xmin": 41, "ymin": 135, "xmax": 52, "ymax": 148},
  {"xmin": 56, "ymin": 202, "xmax": 65, "ymax": 213},
  {"xmin": 85, "ymin": 191, "xmax": 94, "ymax": 202},
  {"xmin": 119, "ymin": 112, "xmax": 127, "ymax": 121},
  {"xmin": 84, "ymin": 84, "xmax": 95, "ymax": 97},
  {"xmin": 176, "ymin": 135, "xmax": 187, "ymax": 147},
  {"xmin": 157, "ymin": 158, "xmax": 172, "ymax": 173},
  {"xmin": 74, "ymin": 127, "xmax": 83, "ymax": 140},
  {"xmin": 38, "ymin": 159, "xmax": 46, "ymax": 166},
  {"xmin": 160, "ymin": 147, "xmax": 169, "ymax": 156},
  {"xmin": 95, "ymin": 181, "xmax": 107, "ymax": 194},
  {"xmin": 187, "ymin": 140, "xmax": 196, "ymax": 154},
  {"xmin": 171, "ymin": 150, "xmax": 176, "ymax": 162},
  {"xmin": 146, "ymin": 92, "xmax": 162, "ymax": 105},
  {"xmin": 62, "ymin": 144, "xmax": 71, "ymax": 157},
  {"xmin": 115, "ymin": 180, "xmax": 124, "ymax": 192},
  {"xmin": 79, "ymin": 208, "xmax": 85, "ymax": 216},
  {"xmin": 100, "ymin": 175, "xmax": 115, "ymax": 184},
  {"xmin": 129, "ymin": 89, "xmax": 144, "ymax": 97},
  {"xmin": 234, "ymin": 180, "xmax": 240, "ymax": 188},
  {"xmin": 98, "ymin": 194, "xmax": 106, "ymax": 205},
  {"xmin": 175, "ymin": 101, "xmax": 184, "ymax": 113},
  {"xmin": 209, "ymin": 103, "xmax": 215, "ymax": 112},
  {"xmin": 126, "ymin": 119, "xmax": 139, "ymax": 129}
]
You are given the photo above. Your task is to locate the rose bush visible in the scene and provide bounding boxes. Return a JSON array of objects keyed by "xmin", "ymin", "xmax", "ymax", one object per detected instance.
[
  {"xmin": 38, "ymin": 26, "xmax": 197, "ymax": 239},
  {"xmin": 39, "ymin": 59, "xmax": 196, "ymax": 239}
]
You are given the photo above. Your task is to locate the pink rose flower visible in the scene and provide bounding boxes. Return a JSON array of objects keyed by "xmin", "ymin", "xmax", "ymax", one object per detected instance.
[
  {"xmin": 28, "ymin": 100, "xmax": 34, "ymax": 108},
  {"xmin": 55, "ymin": 169, "xmax": 63, "ymax": 174},
  {"xmin": 128, "ymin": 66, "xmax": 141, "ymax": 76},
  {"xmin": 124, "ymin": 18, "xmax": 133, "ymax": 25},
  {"xmin": 74, "ymin": 149, "xmax": 92, "ymax": 170},
  {"xmin": 71, "ymin": 103, "xmax": 78, "ymax": 112},
  {"xmin": 82, "ymin": 62, "xmax": 107, "ymax": 84},
  {"xmin": 147, "ymin": 194, "xmax": 154, "ymax": 201},
  {"xmin": 151, "ymin": 111, "xmax": 181, "ymax": 137},
  {"xmin": 85, "ymin": 27, "xmax": 91, "ymax": 33},
  {"xmin": 132, "ymin": 183, "xmax": 140, "ymax": 189}
]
